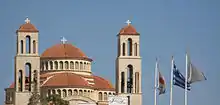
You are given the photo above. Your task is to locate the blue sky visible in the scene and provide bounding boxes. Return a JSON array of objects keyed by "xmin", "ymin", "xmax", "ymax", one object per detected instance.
[{"xmin": 0, "ymin": 0, "xmax": 219, "ymax": 105}]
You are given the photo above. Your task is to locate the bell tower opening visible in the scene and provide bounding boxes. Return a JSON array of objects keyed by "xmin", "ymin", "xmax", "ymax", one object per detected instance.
[
  {"xmin": 26, "ymin": 35, "xmax": 31, "ymax": 54},
  {"xmin": 127, "ymin": 38, "xmax": 132, "ymax": 56},
  {"xmin": 127, "ymin": 65, "xmax": 133, "ymax": 93},
  {"xmin": 25, "ymin": 63, "xmax": 31, "ymax": 91}
]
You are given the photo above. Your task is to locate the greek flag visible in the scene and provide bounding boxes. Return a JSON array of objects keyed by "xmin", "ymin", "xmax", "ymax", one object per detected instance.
[{"xmin": 173, "ymin": 63, "xmax": 191, "ymax": 90}]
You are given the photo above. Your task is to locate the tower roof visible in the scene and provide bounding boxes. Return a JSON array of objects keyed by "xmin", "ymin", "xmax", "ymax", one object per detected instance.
[
  {"xmin": 118, "ymin": 20, "xmax": 139, "ymax": 35},
  {"xmin": 16, "ymin": 17, "xmax": 39, "ymax": 33}
]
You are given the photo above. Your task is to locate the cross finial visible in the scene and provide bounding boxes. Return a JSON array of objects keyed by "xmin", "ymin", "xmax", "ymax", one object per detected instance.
[
  {"xmin": 25, "ymin": 17, "xmax": 30, "ymax": 23},
  {"xmin": 61, "ymin": 36, "xmax": 67, "ymax": 44},
  {"xmin": 126, "ymin": 20, "xmax": 131, "ymax": 25}
]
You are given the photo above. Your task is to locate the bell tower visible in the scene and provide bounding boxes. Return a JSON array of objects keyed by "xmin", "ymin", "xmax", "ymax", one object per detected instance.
[
  {"xmin": 14, "ymin": 17, "xmax": 40, "ymax": 105},
  {"xmin": 115, "ymin": 20, "xmax": 142, "ymax": 105}
]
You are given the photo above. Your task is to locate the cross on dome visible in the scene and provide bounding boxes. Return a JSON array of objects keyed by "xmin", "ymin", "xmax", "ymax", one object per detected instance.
[
  {"xmin": 25, "ymin": 17, "xmax": 30, "ymax": 23},
  {"xmin": 61, "ymin": 36, "xmax": 67, "ymax": 44},
  {"xmin": 126, "ymin": 20, "xmax": 131, "ymax": 25}
]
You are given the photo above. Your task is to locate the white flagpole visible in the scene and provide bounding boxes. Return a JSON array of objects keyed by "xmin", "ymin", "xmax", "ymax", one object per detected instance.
[
  {"xmin": 185, "ymin": 53, "xmax": 188, "ymax": 105},
  {"xmin": 154, "ymin": 58, "xmax": 158, "ymax": 105},
  {"xmin": 170, "ymin": 56, "xmax": 174, "ymax": 105}
]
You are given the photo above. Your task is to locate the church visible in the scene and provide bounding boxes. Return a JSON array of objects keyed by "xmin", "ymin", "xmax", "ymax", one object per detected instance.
[{"xmin": 4, "ymin": 17, "xmax": 142, "ymax": 105}]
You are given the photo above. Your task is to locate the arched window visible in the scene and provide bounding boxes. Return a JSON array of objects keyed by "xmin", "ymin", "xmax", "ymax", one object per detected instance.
[
  {"xmin": 122, "ymin": 43, "xmax": 126, "ymax": 56},
  {"xmin": 80, "ymin": 62, "xmax": 83, "ymax": 70},
  {"xmin": 134, "ymin": 43, "xmax": 138, "ymax": 56},
  {"xmin": 127, "ymin": 65, "xmax": 133, "ymax": 93},
  {"xmin": 75, "ymin": 62, "xmax": 79, "ymax": 69},
  {"xmin": 26, "ymin": 36, "xmax": 31, "ymax": 54},
  {"xmin": 65, "ymin": 61, "xmax": 69, "ymax": 69},
  {"xmin": 52, "ymin": 90, "xmax": 56, "ymax": 94},
  {"xmin": 104, "ymin": 92, "xmax": 107, "ymax": 100},
  {"xmin": 50, "ymin": 61, "xmax": 53, "ymax": 70},
  {"xmin": 74, "ymin": 89, "xmax": 78, "ymax": 95},
  {"xmin": 109, "ymin": 93, "xmax": 112, "ymax": 96},
  {"xmin": 121, "ymin": 72, "xmax": 125, "ymax": 93},
  {"xmin": 68, "ymin": 89, "xmax": 72, "ymax": 96},
  {"xmin": 84, "ymin": 90, "xmax": 87, "ymax": 96},
  {"xmin": 18, "ymin": 70, "xmax": 23, "ymax": 91},
  {"xmin": 98, "ymin": 92, "xmax": 102, "ymax": 100},
  {"xmin": 63, "ymin": 89, "xmax": 67, "ymax": 97},
  {"xmin": 20, "ymin": 40, "xmax": 24, "ymax": 54},
  {"xmin": 33, "ymin": 40, "xmax": 36, "ymax": 53},
  {"xmin": 45, "ymin": 62, "xmax": 48, "ymax": 70},
  {"xmin": 127, "ymin": 38, "xmax": 132, "ymax": 56},
  {"xmin": 57, "ymin": 89, "xmax": 61, "ymax": 96},
  {"xmin": 59, "ymin": 61, "xmax": 63, "ymax": 70},
  {"xmin": 135, "ymin": 72, "xmax": 140, "ymax": 93},
  {"xmin": 70, "ymin": 61, "xmax": 74, "ymax": 69},
  {"xmin": 54, "ymin": 61, "xmax": 58, "ymax": 70},
  {"xmin": 41, "ymin": 62, "xmax": 44, "ymax": 71},
  {"xmin": 84, "ymin": 62, "xmax": 86, "ymax": 69},
  {"xmin": 79, "ymin": 90, "xmax": 83, "ymax": 96},
  {"xmin": 48, "ymin": 89, "xmax": 51, "ymax": 96}
]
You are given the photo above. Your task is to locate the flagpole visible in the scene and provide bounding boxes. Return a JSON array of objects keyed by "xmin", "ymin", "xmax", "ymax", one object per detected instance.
[
  {"xmin": 185, "ymin": 53, "xmax": 188, "ymax": 105},
  {"xmin": 154, "ymin": 58, "xmax": 158, "ymax": 105},
  {"xmin": 170, "ymin": 56, "xmax": 174, "ymax": 105}
]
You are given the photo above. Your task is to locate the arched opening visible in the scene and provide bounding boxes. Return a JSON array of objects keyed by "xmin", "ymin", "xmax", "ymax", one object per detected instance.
[
  {"xmin": 75, "ymin": 62, "xmax": 79, "ymax": 70},
  {"xmin": 25, "ymin": 63, "xmax": 31, "ymax": 91},
  {"xmin": 59, "ymin": 61, "xmax": 63, "ymax": 70},
  {"xmin": 41, "ymin": 62, "xmax": 44, "ymax": 71},
  {"xmin": 104, "ymin": 92, "xmax": 107, "ymax": 100},
  {"xmin": 84, "ymin": 62, "xmax": 86, "ymax": 69},
  {"xmin": 68, "ymin": 89, "xmax": 72, "ymax": 96},
  {"xmin": 65, "ymin": 61, "xmax": 69, "ymax": 69},
  {"xmin": 134, "ymin": 43, "xmax": 138, "ymax": 56},
  {"xmin": 57, "ymin": 89, "xmax": 61, "ymax": 96},
  {"xmin": 45, "ymin": 62, "xmax": 48, "ymax": 70},
  {"xmin": 87, "ymin": 63, "xmax": 89, "ymax": 70},
  {"xmin": 121, "ymin": 72, "xmax": 125, "ymax": 93},
  {"xmin": 79, "ymin": 90, "xmax": 83, "ymax": 96},
  {"xmin": 84, "ymin": 90, "xmax": 87, "ymax": 96},
  {"xmin": 50, "ymin": 61, "xmax": 53, "ymax": 70},
  {"xmin": 54, "ymin": 61, "xmax": 58, "ymax": 70},
  {"xmin": 73, "ymin": 89, "xmax": 78, "ymax": 95},
  {"xmin": 48, "ymin": 89, "xmax": 51, "ymax": 96},
  {"xmin": 20, "ymin": 40, "xmax": 24, "ymax": 54},
  {"xmin": 109, "ymin": 93, "xmax": 112, "ymax": 96},
  {"xmin": 122, "ymin": 43, "xmax": 126, "ymax": 56},
  {"xmin": 63, "ymin": 89, "xmax": 67, "ymax": 97},
  {"xmin": 26, "ymin": 36, "xmax": 31, "ymax": 54},
  {"xmin": 127, "ymin": 65, "xmax": 133, "ymax": 93},
  {"xmin": 70, "ymin": 61, "xmax": 74, "ymax": 69},
  {"xmin": 98, "ymin": 92, "xmax": 102, "ymax": 100},
  {"xmin": 18, "ymin": 70, "xmax": 23, "ymax": 91},
  {"xmin": 80, "ymin": 62, "xmax": 83, "ymax": 70},
  {"xmin": 52, "ymin": 90, "xmax": 56, "ymax": 94},
  {"xmin": 33, "ymin": 40, "xmax": 36, "ymax": 54},
  {"xmin": 135, "ymin": 72, "xmax": 140, "ymax": 93},
  {"xmin": 127, "ymin": 38, "xmax": 132, "ymax": 56}
]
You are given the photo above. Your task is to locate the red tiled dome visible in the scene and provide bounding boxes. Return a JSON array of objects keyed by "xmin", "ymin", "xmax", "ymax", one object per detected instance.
[
  {"xmin": 41, "ymin": 43, "xmax": 92, "ymax": 61},
  {"xmin": 119, "ymin": 24, "xmax": 139, "ymax": 35},
  {"xmin": 42, "ymin": 73, "xmax": 90, "ymax": 88}
]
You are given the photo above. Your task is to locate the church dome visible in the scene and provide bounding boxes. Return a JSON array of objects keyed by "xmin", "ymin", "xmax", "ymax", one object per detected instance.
[
  {"xmin": 39, "ymin": 72, "xmax": 114, "ymax": 90},
  {"xmin": 16, "ymin": 17, "xmax": 39, "ymax": 32},
  {"xmin": 41, "ymin": 43, "xmax": 92, "ymax": 61},
  {"xmin": 41, "ymin": 73, "xmax": 90, "ymax": 88},
  {"xmin": 118, "ymin": 20, "xmax": 139, "ymax": 35}
]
